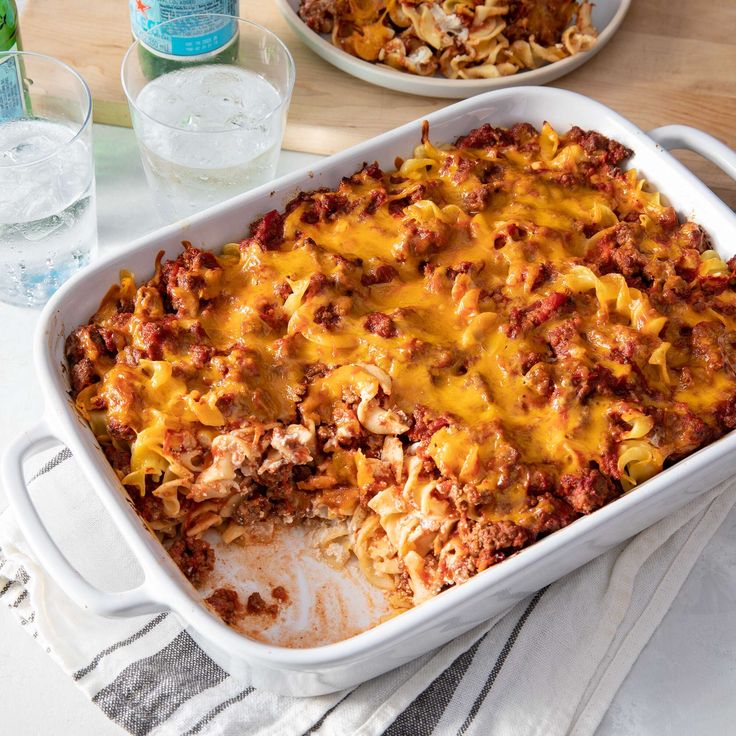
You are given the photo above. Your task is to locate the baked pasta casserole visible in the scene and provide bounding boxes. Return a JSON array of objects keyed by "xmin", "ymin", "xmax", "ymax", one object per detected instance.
[
  {"xmin": 298, "ymin": 0, "xmax": 597, "ymax": 79},
  {"xmin": 67, "ymin": 121, "xmax": 736, "ymax": 621}
]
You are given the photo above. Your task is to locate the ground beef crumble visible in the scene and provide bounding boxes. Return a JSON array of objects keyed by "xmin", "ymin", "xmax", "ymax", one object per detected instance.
[
  {"xmin": 168, "ymin": 538, "xmax": 215, "ymax": 587},
  {"xmin": 206, "ymin": 587, "xmax": 242, "ymax": 625}
]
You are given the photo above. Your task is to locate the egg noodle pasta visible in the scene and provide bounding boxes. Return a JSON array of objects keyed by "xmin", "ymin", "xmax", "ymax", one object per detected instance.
[
  {"xmin": 298, "ymin": 0, "xmax": 598, "ymax": 80},
  {"xmin": 67, "ymin": 120, "xmax": 736, "ymax": 626}
]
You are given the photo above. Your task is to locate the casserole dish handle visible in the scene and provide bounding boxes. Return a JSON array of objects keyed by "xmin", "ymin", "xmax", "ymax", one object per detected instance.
[
  {"xmin": 2, "ymin": 420, "xmax": 162, "ymax": 617},
  {"xmin": 648, "ymin": 125, "xmax": 736, "ymax": 181}
]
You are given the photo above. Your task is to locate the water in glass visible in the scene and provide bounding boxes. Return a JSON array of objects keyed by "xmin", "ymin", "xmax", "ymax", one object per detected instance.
[
  {"xmin": 134, "ymin": 64, "xmax": 283, "ymax": 219},
  {"xmin": 0, "ymin": 118, "xmax": 96, "ymax": 307}
]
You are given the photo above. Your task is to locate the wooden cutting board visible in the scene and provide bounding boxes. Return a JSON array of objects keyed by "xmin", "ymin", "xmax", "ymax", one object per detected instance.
[{"xmin": 19, "ymin": 0, "xmax": 736, "ymax": 206}]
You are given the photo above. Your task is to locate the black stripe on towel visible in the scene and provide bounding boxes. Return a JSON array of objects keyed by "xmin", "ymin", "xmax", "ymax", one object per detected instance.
[
  {"xmin": 384, "ymin": 633, "xmax": 489, "ymax": 736},
  {"xmin": 74, "ymin": 612, "xmax": 170, "ymax": 681},
  {"xmin": 1, "ymin": 567, "xmax": 30, "ymax": 598},
  {"xmin": 457, "ymin": 587, "xmax": 547, "ymax": 735},
  {"xmin": 11, "ymin": 589, "xmax": 28, "ymax": 608},
  {"xmin": 0, "ymin": 579, "xmax": 17, "ymax": 598},
  {"xmin": 28, "ymin": 447, "xmax": 72, "ymax": 483},
  {"xmin": 92, "ymin": 631, "xmax": 227, "ymax": 736},
  {"xmin": 181, "ymin": 687, "xmax": 255, "ymax": 735},
  {"xmin": 303, "ymin": 691, "xmax": 353, "ymax": 735},
  {"xmin": 21, "ymin": 610, "xmax": 35, "ymax": 627}
]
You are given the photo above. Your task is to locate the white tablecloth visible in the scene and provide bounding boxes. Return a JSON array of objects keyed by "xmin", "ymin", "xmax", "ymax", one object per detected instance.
[{"xmin": 0, "ymin": 124, "xmax": 734, "ymax": 735}]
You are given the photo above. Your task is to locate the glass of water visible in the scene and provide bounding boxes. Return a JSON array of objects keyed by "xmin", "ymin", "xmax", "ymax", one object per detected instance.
[
  {"xmin": 121, "ymin": 15, "xmax": 295, "ymax": 222},
  {"xmin": 0, "ymin": 51, "xmax": 96, "ymax": 308}
]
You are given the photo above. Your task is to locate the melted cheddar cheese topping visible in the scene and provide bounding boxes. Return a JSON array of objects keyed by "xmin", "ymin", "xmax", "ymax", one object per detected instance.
[{"xmin": 68, "ymin": 122, "xmax": 736, "ymax": 612}]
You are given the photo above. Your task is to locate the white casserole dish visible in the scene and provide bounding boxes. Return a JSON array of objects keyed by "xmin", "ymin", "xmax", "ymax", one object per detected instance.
[{"xmin": 3, "ymin": 87, "xmax": 736, "ymax": 697}]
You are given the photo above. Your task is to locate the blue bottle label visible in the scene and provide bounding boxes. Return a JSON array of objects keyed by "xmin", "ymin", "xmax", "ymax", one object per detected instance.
[
  {"xmin": 0, "ymin": 53, "xmax": 24, "ymax": 122},
  {"xmin": 129, "ymin": 0, "xmax": 239, "ymax": 57}
]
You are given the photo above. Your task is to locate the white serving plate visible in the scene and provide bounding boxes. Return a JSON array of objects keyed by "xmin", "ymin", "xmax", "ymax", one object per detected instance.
[
  {"xmin": 277, "ymin": 0, "xmax": 632, "ymax": 98},
  {"xmin": 4, "ymin": 87, "xmax": 736, "ymax": 697}
]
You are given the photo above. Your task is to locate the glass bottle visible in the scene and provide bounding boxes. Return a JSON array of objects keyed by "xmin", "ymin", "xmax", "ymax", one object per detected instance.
[
  {"xmin": 128, "ymin": 0, "xmax": 240, "ymax": 78},
  {"xmin": 0, "ymin": 0, "xmax": 25, "ymax": 121}
]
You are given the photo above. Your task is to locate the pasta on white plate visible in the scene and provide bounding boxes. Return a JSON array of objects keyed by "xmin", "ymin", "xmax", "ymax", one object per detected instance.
[{"xmin": 298, "ymin": 0, "xmax": 598, "ymax": 80}]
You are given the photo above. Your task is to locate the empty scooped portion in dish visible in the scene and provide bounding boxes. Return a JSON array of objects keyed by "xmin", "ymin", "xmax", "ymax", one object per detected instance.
[
  {"xmin": 65, "ymin": 120, "xmax": 736, "ymax": 639},
  {"xmin": 298, "ymin": 0, "xmax": 598, "ymax": 79},
  {"xmin": 201, "ymin": 523, "xmax": 391, "ymax": 647}
]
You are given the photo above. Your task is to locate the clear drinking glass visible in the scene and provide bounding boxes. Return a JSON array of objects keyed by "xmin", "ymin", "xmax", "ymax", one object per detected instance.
[
  {"xmin": 0, "ymin": 51, "xmax": 97, "ymax": 308},
  {"xmin": 121, "ymin": 15, "xmax": 295, "ymax": 222}
]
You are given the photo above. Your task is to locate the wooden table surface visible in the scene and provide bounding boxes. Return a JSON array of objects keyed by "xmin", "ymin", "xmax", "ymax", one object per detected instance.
[{"xmin": 20, "ymin": 0, "xmax": 736, "ymax": 207}]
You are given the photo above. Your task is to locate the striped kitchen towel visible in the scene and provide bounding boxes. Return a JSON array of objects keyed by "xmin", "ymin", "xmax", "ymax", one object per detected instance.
[{"xmin": 1, "ymin": 445, "xmax": 735, "ymax": 736}]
